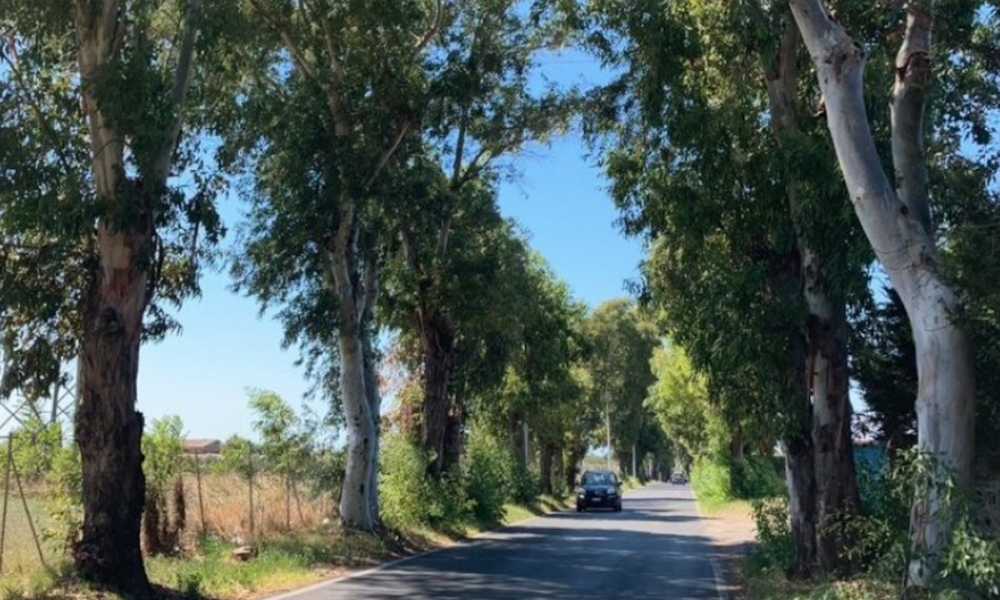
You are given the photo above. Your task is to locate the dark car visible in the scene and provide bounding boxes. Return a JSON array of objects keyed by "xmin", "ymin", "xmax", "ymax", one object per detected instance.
[
  {"xmin": 575, "ymin": 471, "xmax": 622, "ymax": 512},
  {"xmin": 670, "ymin": 472, "xmax": 688, "ymax": 484}
]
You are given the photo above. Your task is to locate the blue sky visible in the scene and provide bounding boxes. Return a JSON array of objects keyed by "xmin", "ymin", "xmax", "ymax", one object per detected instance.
[{"xmin": 136, "ymin": 54, "xmax": 644, "ymax": 440}]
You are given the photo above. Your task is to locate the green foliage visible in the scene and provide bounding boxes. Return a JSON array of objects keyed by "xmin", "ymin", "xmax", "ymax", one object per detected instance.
[
  {"xmin": 745, "ymin": 498, "xmax": 796, "ymax": 577},
  {"xmin": 690, "ymin": 457, "xmax": 733, "ymax": 508},
  {"xmin": 43, "ymin": 444, "xmax": 82, "ymax": 553},
  {"xmin": 144, "ymin": 416, "xmax": 185, "ymax": 494},
  {"xmin": 941, "ymin": 513, "xmax": 1000, "ymax": 598},
  {"xmin": 646, "ymin": 345, "xmax": 713, "ymax": 465},
  {"xmin": 216, "ymin": 435, "xmax": 255, "ymax": 479},
  {"xmin": 850, "ymin": 288, "xmax": 917, "ymax": 450},
  {"xmin": 379, "ymin": 434, "xmax": 442, "ymax": 529},
  {"xmin": 731, "ymin": 457, "xmax": 786, "ymax": 500},
  {"xmin": 584, "ymin": 299, "xmax": 660, "ymax": 469},
  {"xmin": 3, "ymin": 418, "xmax": 63, "ymax": 482},
  {"xmin": 463, "ymin": 430, "xmax": 521, "ymax": 524}
]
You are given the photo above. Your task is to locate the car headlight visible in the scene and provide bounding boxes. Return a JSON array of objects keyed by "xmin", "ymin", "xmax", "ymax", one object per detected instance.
[{"xmin": 606, "ymin": 486, "xmax": 618, "ymax": 496}]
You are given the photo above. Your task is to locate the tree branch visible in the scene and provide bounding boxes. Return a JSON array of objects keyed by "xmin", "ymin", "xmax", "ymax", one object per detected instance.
[
  {"xmin": 363, "ymin": 118, "xmax": 412, "ymax": 190},
  {"xmin": 247, "ymin": 0, "xmax": 322, "ymax": 86},
  {"xmin": 152, "ymin": 0, "xmax": 203, "ymax": 186},
  {"xmin": 891, "ymin": 4, "xmax": 934, "ymax": 235},
  {"xmin": 412, "ymin": 0, "xmax": 444, "ymax": 59}
]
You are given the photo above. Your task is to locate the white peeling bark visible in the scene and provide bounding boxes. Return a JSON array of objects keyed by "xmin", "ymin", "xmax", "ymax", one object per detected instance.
[
  {"xmin": 325, "ymin": 207, "xmax": 377, "ymax": 531},
  {"xmin": 787, "ymin": 0, "xmax": 976, "ymax": 587}
]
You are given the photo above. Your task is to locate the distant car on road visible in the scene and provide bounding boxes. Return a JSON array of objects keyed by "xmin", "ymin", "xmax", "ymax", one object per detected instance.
[
  {"xmin": 576, "ymin": 470, "xmax": 623, "ymax": 512},
  {"xmin": 669, "ymin": 472, "xmax": 688, "ymax": 484}
]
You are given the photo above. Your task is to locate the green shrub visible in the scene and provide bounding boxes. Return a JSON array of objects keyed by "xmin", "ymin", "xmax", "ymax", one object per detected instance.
[
  {"xmin": 691, "ymin": 456, "xmax": 733, "ymax": 506},
  {"xmin": 732, "ymin": 456, "xmax": 785, "ymax": 499},
  {"xmin": 745, "ymin": 497, "xmax": 795, "ymax": 577},
  {"xmin": 464, "ymin": 430, "xmax": 526, "ymax": 523},
  {"xmin": 512, "ymin": 464, "xmax": 541, "ymax": 504},
  {"xmin": 379, "ymin": 433, "xmax": 439, "ymax": 529},
  {"xmin": 5, "ymin": 418, "xmax": 63, "ymax": 482},
  {"xmin": 44, "ymin": 444, "xmax": 82, "ymax": 552}
]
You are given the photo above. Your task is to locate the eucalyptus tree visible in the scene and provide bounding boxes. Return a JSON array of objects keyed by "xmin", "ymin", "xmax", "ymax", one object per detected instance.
[
  {"xmin": 785, "ymin": 0, "xmax": 1000, "ymax": 585},
  {"xmin": 580, "ymin": 0, "xmax": 874, "ymax": 575},
  {"xmin": 230, "ymin": 0, "xmax": 441, "ymax": 532},
  {"xmin": 582, "ymin": 299, "xmax": 659, "ymax": 475},
  {"xmin": 1, "ymin": 0, "xmax": 225, "ymax": 592},
  {"xmin": 385, "ymin": 0, "xmax": 576, "ymax": 477}
]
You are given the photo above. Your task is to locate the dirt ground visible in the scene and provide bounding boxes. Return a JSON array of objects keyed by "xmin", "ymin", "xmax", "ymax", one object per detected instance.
[{"xmin": 699, "ymin": 502, "xmax": 756, "ymax": 599}]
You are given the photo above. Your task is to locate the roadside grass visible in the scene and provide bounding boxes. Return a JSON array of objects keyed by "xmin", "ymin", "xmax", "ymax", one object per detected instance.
[
  {"xmin": 146, "ymin": 528, "xmax": 403, "ymax": 600},
  {"xmin": 742, "ymin": 574, "xmax": 899, "ymax": 600},
  {"xmin": 697, "ymin": 497, "xmax": 752, "ymax": 518}
]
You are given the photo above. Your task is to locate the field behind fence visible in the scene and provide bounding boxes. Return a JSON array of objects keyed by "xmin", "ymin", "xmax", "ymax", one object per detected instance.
[{"xmin": 0, "ymin": 449, "xmax": 337, "ymax": 585}]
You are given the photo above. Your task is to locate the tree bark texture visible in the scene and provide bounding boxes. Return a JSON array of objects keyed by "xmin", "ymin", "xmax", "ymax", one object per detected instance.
[
  {"xmin": 761, "ymin": 15, "xmax": 860, "ymax": 575},
  {"xmin": 327, "ymin": 210, "xmax": 378, "ymax": 531},
  {"xmin": 787, "ymin": 0, "xmax": 976, "ymax": 587},
  {"xmin": 419, "ymin": 310, "xmax": 455, "ymax": 477},
  {"xmin": 72, "ymin": 0, "xmax": 200, "ymax": 592}
]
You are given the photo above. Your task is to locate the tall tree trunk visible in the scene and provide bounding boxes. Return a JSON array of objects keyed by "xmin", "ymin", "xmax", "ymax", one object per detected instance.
[
  {"xmin": 788, "ymin": 1, "xmax": 976, "ymax": 587},
  {"xmin": 807, "ymin": 295, "xmax": 859, "ymax": 574},
  {"xmin": 361, "ymin": 252, "xmax": 382, "ymax": 525},
  {"xmin": 565, "ymin": 445, "xmax": 584, "ymax": 490},
  {"xmin": 327, "ymin": 210, "xmax": 377, "ymax": 532},
  {"xmin": 768, "ymin": 247, "xmax": 818, "ymax": 578},
  {"xmin": 75, "ymin": 232, "xmax": 151, "ymax": 594},
  {"xmin": 419, "ymin": 310, "xmax": 454, "ymax": 477},
  {"xmin": 761, "ymin": 14, "xmax": 859, "ymax": 575},
  {"xmin": 72, "ymin": 0, "xmax": 201, "ymax": 591}
]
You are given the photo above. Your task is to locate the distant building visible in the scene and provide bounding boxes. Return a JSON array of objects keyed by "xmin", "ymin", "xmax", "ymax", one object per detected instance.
[{"xmin": 183, "ymin": 439, "xmax": 222, "ymax": 456}]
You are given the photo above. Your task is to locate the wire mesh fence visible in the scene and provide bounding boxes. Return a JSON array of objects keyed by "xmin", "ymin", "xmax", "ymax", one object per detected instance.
[{"xmin": 0, "ymin": 437, "xmax": 339, "ymax": 579}]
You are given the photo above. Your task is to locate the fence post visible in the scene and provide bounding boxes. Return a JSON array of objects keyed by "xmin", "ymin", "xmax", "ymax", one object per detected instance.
[
  {"xmin": 248, "ymin": 447, "xmax": 255, "ymax": 543},
  {"xmin": 10, "ymin": 435, "xmax": 46, "ymax": 568},
  {"xmin": 285, "ymin": 469, "xmax": 292, "ymax": 531},
  {"xmin": 194, "ymin": 450, "xmax": 207, "ymax": 538},
  {"xmin": 0, "ymin": 434, "xmax": 12, "ymax": 574}
]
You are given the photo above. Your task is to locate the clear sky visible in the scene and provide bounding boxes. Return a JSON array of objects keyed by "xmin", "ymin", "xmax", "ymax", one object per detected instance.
[{"xmin": 135, "ymin": 54, "xmax": 644, "ymax": 441}]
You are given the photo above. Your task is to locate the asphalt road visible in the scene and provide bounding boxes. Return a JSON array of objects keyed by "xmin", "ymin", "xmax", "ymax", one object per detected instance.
[{"xmin": 275, "ymin": 484, "xmax": 724, "ymax": 600}]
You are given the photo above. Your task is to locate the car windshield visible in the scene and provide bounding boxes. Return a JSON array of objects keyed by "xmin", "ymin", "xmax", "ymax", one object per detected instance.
[{"xmin": 582, "ymin": 472, "xmax": 616, "ymax": 486}]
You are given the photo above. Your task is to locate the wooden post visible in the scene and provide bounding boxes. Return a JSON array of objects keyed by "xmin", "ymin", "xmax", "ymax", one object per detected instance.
[
  {"xmin": 285, "ymin": 470, "xmax": 292, "ymax": 531},
  {"xmin": 0, "ymin": 435, "xmax": 13, "ymax": 574},
  {"xmin": 248, "ymin": 447, "xmax": 255, "ymax": 542},
  {"xmin": 194, "ymin": 450, "xmax": 206, "ymax": 538}
]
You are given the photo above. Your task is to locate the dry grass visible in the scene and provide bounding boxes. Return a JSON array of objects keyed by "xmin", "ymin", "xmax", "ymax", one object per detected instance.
[
  {"xmin": 0, "ymin": 495, "xmax": 63, "ymax": 593},
  {"xmin": 179, "ymin": 474, "xmax": 334, "ymax": 546}
]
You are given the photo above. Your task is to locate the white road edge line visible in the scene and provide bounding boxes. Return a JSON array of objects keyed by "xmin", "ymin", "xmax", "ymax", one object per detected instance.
[
  {"xmin": 263, "ymin": 483, "xmax": 655, "ymax": 600},
  {"xmin": 710, "ymin": 556, "xmax": 730, "ymax": 600},
  {"xmin": 689, "ymin": 487, "xmax": 733, "ymax": 600}
]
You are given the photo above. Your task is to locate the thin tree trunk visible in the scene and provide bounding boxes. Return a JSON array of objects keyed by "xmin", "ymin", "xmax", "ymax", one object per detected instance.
[
  {"xmin": 442, "ymin": 393, "xmax": 464, "ymax": 473},
  {"xmin": 565, "ymin": 445, "xmax": 584, "ymax": 490},
  {"xmin": 539, "ymin": 443, "xmax": 555, "ymax": 495},
  {"xmin": 787, "ymin": 0, "xmax": 977, "ymax": 586}
]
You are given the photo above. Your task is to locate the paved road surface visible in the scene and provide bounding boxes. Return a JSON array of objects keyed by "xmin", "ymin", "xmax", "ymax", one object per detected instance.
[{"xmin": 277, "ymin": 484, "xmax": 724, "ymax": 600}]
